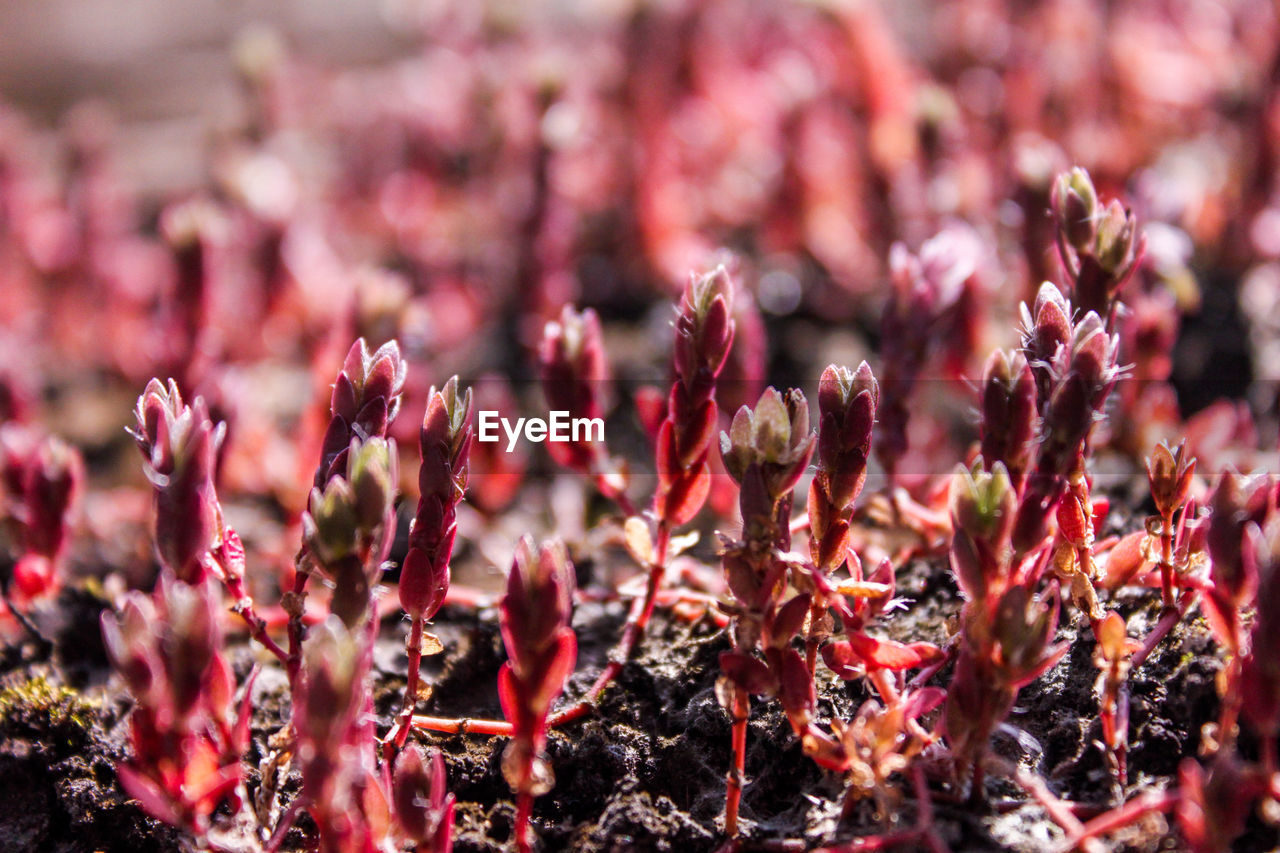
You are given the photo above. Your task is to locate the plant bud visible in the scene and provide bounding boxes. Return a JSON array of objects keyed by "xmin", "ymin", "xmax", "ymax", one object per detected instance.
[
  {"xmin": 675, "ymin": 266, "xmax": 735, "ymax": 385},
  {"xmin": 720, "ymin": 388, "xmax": 814, "ymax": 502},
  {"xmin": 1053, "ymin": 167, "xmax": 1098, "ymax": 252},
  {"xmin": 131, "ymin": 381, "xmax": 226, "ymax": 583},
  {"xmin": 1146, "ymin": 441, "xmax": 1195, "ymax": 520},
  {"xmin": 392, "ymin": 745, "xmax": 454, "ymax": 849},
  {"xmin": 317, "ymin": 338, "xmax": 406, "ymax": 488},
  {"xmin": 979, "ymin": 350, "xmax": 1035, "ymax": 491},
  {"xmin": 1094, "ymin": 200, "xmax": 1137, "ymax": 275}
]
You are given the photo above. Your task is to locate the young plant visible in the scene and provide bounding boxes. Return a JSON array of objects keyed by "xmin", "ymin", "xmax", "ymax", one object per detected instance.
[
  {"xmin": 129, "ymin": 379, "xmax": 285, "ymax": 661},
  {"xmin": 101, "ymin": 577, "xmax": 253, "ymax": 838},
  {"xmin": 1050, "ymin": 167, "xmax": 1142, "ymax": 324},
  {"xmin": 977, "ymin": 349, "xmax": 1036, "ymax": 494},
  {"xmin": 0, "ymin": 428, "xmax": 82, "ymax": 613},
  {"xmin": 716, "ymin": 387, "xmax": 814, "ymax": 836},
  {"xmin": 1146, "ymin": 441, "xmax": 1196, "ymax": 609},
  {"xmin": 292, "ymin": 615, "xmax": 388, "ymax": 853},
  {"xmin": 809, "ymin": 690, "xmax": 944, "ymax": 823},
  {"xmin": 1236, "ymin": 510, "xmax": 1280, "ymax": 771},
  {"xmin": 945, "ymin": 462, "xmax": 1065, "ymax": 801},
  {"xmin": 539, "ymin": 305, "xmax": 631, "ymax": 512},
  {"xmin": 804, "ymin": 362, "xmax": 878, "ymax": 671},
  {"xmin": 291, "ymin": 339, "xmax": 406, "ymax": 678},
  {"xmin": 876, "ymin": 228, "xmax": 976, "ymax": 484},
  {"xmin": 569, "ymin": 266, "xmax": 736, "ymax": 717},
  {"xmin": 1092, "ymin": 610, "xmax": 1138, "ymax": 798},
  {"xmin": 1012, "ymin": 284, "xmax": 1121, "ymax": 618},
  {"xmin": 498, "ymin": 537, "xmax": 577, "ymax": 853},
  {"xmin": 130, "ymin": 378, "xmax": 226, "ymax": 585},
  {"xmin": 392, "ymin": 377, "xmax": 473, "ymax": 751},
  {"xmin": 392, "ymin": 745, "xmax": 456, "ymax": 853}
]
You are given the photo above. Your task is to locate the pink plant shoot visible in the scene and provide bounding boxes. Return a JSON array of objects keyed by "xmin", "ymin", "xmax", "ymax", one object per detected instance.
[
  {"xmin": 978, "ymin": 349, "xmax": 1037, "ymax": 494},
  {"xmin": 945, "ymin": 462, "xmax": 1066, "ymax": 799},
  {"xmin": 1051, "ymin": 167, "xmax": 1142, "ymax": 322},
  {"xmin": 293, "ymin": 615, "xmax": 388, "ymax": 853},
  {"xmin": 876, "ymin": 227, "xmax": 978, "ymax": 482},
  {"xmin": 315, "ymin": 338, "xmax": 407, "ymax": 489},
  {"xmin": 498, "ymin": 537, "xmax": 577, "ymax": 853},
  {"xmin": 129, "ymin": 378, "xmax": 226, "ymax": 583},
  {"xmin": 394, "ymin": 376, "xmax": 472, "ymax": 750},
  {"xmin": 803, "ymin": 362, "xmax": 878, "ymax": 671},
  {"xmin": 301, "ymin": 436, "xmax": 398, "ymax": 629},
  {"xmin": 538, "ymin": 305, "xmax": 628, "ymax": 508},
  {"xmin": 0, "ymin": 427, "xmax": 82, "ymax": 601},
  {"xmin": 654, "ymin": 265, "xmax": 735, "ymax": 528},
  {"xmin": 101, "ymin": 577, "xmax": 252, "ymax": 837},
  {"xmin": 392, "ymin": 745, "xmax": 455, "ymax": 853}
]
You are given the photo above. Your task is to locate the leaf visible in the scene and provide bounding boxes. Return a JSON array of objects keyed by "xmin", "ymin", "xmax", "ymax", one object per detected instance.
[
  {"xmin": 718, "ymin": 651, "xmax": 777, "ymax": 696},
  {"xmin": 902, "ymin": 686, "xmax": 946, "ymax": 720},
  {"xmin": 497, "ymin": 662, "xmax": 518, "ymax": 724},
  {"xmin": 848, "ymin": 632, "xmax": 922, "ymax": 671},
  {"xmin": 421, "ymin": 631, "xmax": 445, "ymax": 657},
  {"xmin": 770, "ymin": 594, "xmax": 811, "ymax": 646},
  {"xmin": 821, "ymin": 641, "xmax": 862, "ymax": 680},
  {"xmin": 1100, "ymin": 531, "xmax": 1149, "ymax": 590},
  {"xmin": 667, "ymin": 530, "xmax": 701, "ymax": 558},
  {"xmin": 116, "ymin": 765, "xmax": 181, "ymax": 826},
  {"xmin": 776, "ymin": 648, "xmax": 815, "ymax": 721},
  {"xmin": 623, "ymin": 517, "xmax": 653, "ymax": 565}
]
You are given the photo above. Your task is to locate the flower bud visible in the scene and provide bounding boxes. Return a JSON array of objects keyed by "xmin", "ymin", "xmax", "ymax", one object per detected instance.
[
  {"xmin": 131, "ymin": 380, "xmax": 225, "ymax": 583},
  {"xmin": 317, "ymin": 338, "xmax": 406, "ymax": 488},
  {"xmin": 979, "ymin": 350, "xmax": 1036, "ymax": 491},
  {"xmin": 1146, "ymin": 441, "xmax": 1196, "ymax": 520},
  {"xmin": 401, "ymin": 378, "xmax": 472, "ymax": 620},
  {"xmin": 720, "ymin": 388, "xmax": 814, "ymax": 502},
  {"xmin": 1052, "ymin": 167, "xmax": 1098, "ymax": 252}
]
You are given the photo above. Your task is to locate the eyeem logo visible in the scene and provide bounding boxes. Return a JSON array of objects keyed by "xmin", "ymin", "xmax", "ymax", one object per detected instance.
[{"xmin": 477, "ymin": 411, "xmax": 604, "ymax": 452}]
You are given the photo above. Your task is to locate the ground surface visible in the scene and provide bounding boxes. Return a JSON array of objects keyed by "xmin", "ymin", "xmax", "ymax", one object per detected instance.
[{"xmin": 1, "ymin": 521, "xmax": 1269, "ymax": 853}]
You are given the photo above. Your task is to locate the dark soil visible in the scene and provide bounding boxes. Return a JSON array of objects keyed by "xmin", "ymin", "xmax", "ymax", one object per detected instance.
[{"xmin": 2, "ymin": 537, "xmax": 1270, "ymax": 853}]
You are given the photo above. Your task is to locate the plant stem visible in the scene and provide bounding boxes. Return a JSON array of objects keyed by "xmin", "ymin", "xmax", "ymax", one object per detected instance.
[
  {"xmin": 222, "ymin": 571, "xmax": 288, "ymax": 663},
  {"xmin": 515, "ymin": 789, "xmax": 534, "ymax": 853},
  {"xmin": 725, "ymin": 685, "xmax": 749, "ymax": 837},
  {"xmin": 285, "ymin": 555, "xmax": 311, "ymax": 687},
  {"xmin": 390, "ymin": 614, "xmax": 425, "ymax": 752},
  {"xmin": 411, "ymin": 714, "xmax": 515, "ymax": 736},
  {"xmin": 1056, "ymin": 791, "xmax": 1177, "ymax": 852},
  {"xmin": 1131, "ymin": 588, "xmax": 1197, "ymax": 669}
]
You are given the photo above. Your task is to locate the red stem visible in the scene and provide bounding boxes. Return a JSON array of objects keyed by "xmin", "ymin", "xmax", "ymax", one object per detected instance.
[
  {"xmin": 285, "ymin": 564, "xmax": 310, "ymax": 686},
  {"xmin": 411, "ymin": 714, "xmax": 514, "ymax": 736},
  {"xmin": 222, "ymin": 572, "xmax": 288, "ymax": 663},
  {"xmin": 515, "ymin": 790, "xmax": 534, "ymax": 853},
  {"xmin": 1058, "ymin": 792, "xmax": 1177, "ymax": 851},
  {"xmin": 389, "ymin": 615, "xmax": 425, "ymax": 753},
  {"xmin": 1131, "ymin": 588, "xmax": 1197, "ymax": 669},
  {"xmin": 725, "ymin": 686, "xmax": 749, "ymax": 837}
]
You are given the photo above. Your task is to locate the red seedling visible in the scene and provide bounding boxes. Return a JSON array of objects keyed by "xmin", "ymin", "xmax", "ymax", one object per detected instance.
[
  {"xmin": 539, "ymin": 305, "xmax": 631, "ymax": 512},
  {"xmin": 392, "ymin": 377, "xmax": 472, "ymax": 751},
  {"xmin": 498, "ymin": 537, "xmax": 577, "ymax": 853}
]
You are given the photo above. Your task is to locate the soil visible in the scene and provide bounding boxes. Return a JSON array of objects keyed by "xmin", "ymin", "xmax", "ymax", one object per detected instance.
[{"xmin": 2, "ymin": 528, "xmax": 1272, "ymax": 853}]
